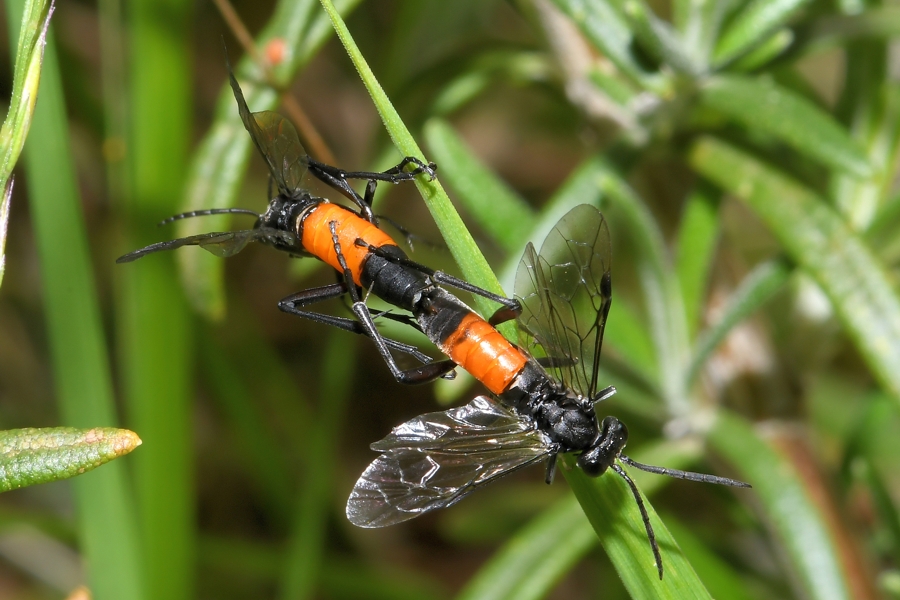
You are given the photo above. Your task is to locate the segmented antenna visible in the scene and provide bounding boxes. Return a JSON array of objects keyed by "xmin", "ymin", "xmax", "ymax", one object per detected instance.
[
  {"xmin": 618, "ymin": 455, "xmax": 752, "ymax": 488},
  {"xmin": 158, "ymin": 208, "xmax": 260, "ymax": 226}
]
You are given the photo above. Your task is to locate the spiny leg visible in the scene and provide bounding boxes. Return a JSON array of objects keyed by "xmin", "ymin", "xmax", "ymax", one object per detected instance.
[
  {"xmin": 277, "ymin": 283, "xmax": 433, "ymax": 364},
  {"xmin": 329, "ymin": 221, "xmax": 456, "ymax": 384}
]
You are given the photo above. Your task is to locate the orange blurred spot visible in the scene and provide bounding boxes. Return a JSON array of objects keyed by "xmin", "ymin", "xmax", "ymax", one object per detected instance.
[{"xmin": 265, "ymin": 38, "xmax": 287, "ymax": 66}]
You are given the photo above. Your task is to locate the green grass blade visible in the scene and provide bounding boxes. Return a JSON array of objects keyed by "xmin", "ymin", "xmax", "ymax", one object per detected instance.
[
  {"xmin": 423, "ymin": 118, "xmax": 536, "ymax": 254},
  {"xmin": 620, "ymin": 0, "xmax": 698, "ymax": 74},
  {"xmin": 675, "ymin": 185, "xmax": 720, "ymax": 340},
  {"xmin": 700, "ymin": 75, "xmax": 873, "ymax": 178},
  {"xmin": 601, "ymin": 166, "xmax": 690, "ymax": 415},
  {"xmin": 279, "ymin": 334, "xmax": 354, "ymax": 600},
  {"xmin": 320, "ymin": 0, "xmax": 505, "ymax": 318},
  {"xmin": 0, "ymin": 0, "xmax": 51, "ymax": 194},
  {"xmin": 457, "ymin": 440, "xmax": 705, "ymax": 600},
  {"xmin": 178, "ymin": 0, "xmax": 361, "ymax": 318},
  {"xmin": 687, "ymin": 258, "xmax": 792, "ymax": 386},
  {"xmin": 561, "ymin": 455, "xmax": 712, "ymax": 598},
  {"xmin": 713, "ymin": 0, "xmax": 814, "ymax": 66},
  {"xmin": 456, "ymin": 497, "xmax": 596, "ymax": 600},
  {"xmin": 690, "ymin": 136, "xmax": 900, "ymax": 402},
  {"xmin": 11, "ymin": 14, "xmax": 145, "ymax": 599},
  {"xmin": 121, "ymin": 1, "xmax": 195, "ymax": 598},
  {"xmin": 0, "ymin": 428, "xmax": 141, "ymax": 492},
  {"xmin": 709, "ymin": 412, "xmax": 851, "ymax": 600}
]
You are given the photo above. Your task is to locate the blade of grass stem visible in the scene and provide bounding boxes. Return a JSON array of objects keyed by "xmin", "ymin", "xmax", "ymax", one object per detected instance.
[
  {"xmin": 686, "ymin": 258, "xmax": 792, "ymax": 386},
  {"xmin": 320, "ymin": 0, "xmax": 505, "ymax": 319},
  {"xmin": 121, "ymin": 1, "xmax": 195, "ymax": 598},
  {"xmin": 709, "ymin": 411, "xmax": 851, "ymax": 600},
  {"xmin": 675, "ymin": 185, "xmax": 719, "ymax": 340},
  {"xmin": 713, "ymin": 0, "xmax": 814, "ymax": 66},
  {"xmin": 12, "ymin": 15, "xmax": 144, "ymax": 599},
  {"xmin": 423, "ymin": 118, "xmax": 536, "ymax": 254},
  {"xmin": 690, "ymin": 136, "xmax": 900, "ymax": 402},
  {"xmin": 279, "ymin": 333, "xmax": 354, "ymax": 600}
]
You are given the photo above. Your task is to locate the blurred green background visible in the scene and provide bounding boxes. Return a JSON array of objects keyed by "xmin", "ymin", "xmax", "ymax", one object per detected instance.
[{"xmin": 0, "ymin": 0, "xmax": 899, "ymax": 598}]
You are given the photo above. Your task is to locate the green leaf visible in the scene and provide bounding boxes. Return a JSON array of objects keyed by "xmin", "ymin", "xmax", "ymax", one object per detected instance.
[
  {"xmin": 687, "ymin": 258, "xmax": 792, "ymax": 386},
  {"xmin": 620, "ymin": 0, "xmax": 699, "ymax": 74},
  {"xmin": 11, "ymin": 7, "xmax": 145, "ymax": 597},
  {"xmin": 551, "ymin": 0, "xmax": 669, "ymax": 94},
  {"xmin": 561, "ymin": 455, "xmax": 712, "ymax": 597},
  {"xmin": 709, "ymin": 412, "xmax": 851, "ymax": 600},
  {"xmin": 319, "ymin": 0, "xmax": 505, "ymax": 319},
  {"xmin": 713, "ymin": 0, "xmax": 814, "ymax": 66},
  {"xmin": 699, "ymin": 75, "xmax": 873, "ymax": 178},
  {"xmin": 600, "ymin": 166, "xmax": 691, "ymax": 416},
  {"xmin": 0, "ymin": 0, "xmax": 52, "ymax": 195},
  {"xmin": 675, "ymin": 185, "xmax": 720, "ymax": 340},
  {"xmin": 690, "ymin": 136, "xmax": 900, "ymax": 402},
  {"xmin": 423, "ymin": 118, "xmax": 536, "ymax": 254},
  {"xmin": 279, "ymin": 334, "xmax": 354, "ymax": 600},
  {"xmin": 0, "ymin": 428, "xmax": 141, "ymax": 492},
  {"xmin": 456, "ymin": 497, "xmax": 596, "ymax": 600}
]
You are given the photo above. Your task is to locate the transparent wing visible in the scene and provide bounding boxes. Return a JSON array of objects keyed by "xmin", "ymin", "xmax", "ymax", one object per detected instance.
[
  {"xmin": 514, "ymin": 205, "xmax": 612, "ymax": 399},
  {"xmin": 347, "ymin": 396, "xmax": 552, "ymax": 528},
  {"xmin": 227, "ymin": 62, "xmax": 309, "ymax": 196},
  {"xmin": 116, "ymin": 228, "xmax": 294, "ymax": 263}
]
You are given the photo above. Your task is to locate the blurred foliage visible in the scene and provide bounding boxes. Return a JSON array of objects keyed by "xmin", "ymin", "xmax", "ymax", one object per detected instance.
[{"xmin": 0, "ymin": 0, "xmax": 898, "ymax": 598}]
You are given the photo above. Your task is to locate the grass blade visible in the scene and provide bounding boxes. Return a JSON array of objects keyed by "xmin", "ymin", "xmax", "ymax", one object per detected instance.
[
  {"xmin": 700, "ymin": 75, "xmax": 873, "ymax": 178},
  {"xmin": 320, "ymin": 0, "xmax": 505, "ymax": 318},
  {"xmin": 423, "ymin": 118, "xmax": 536, "ymax": 254},
  {"xmin": 709, "ymin": 412, "xmax": 851, "ymax": 600},
  {"xmin": 12, "ymin": 13, "xmax": 144, "ymax": 599},
  {"xmin": 675, "ymin": 185, "xmax": 720, "ymax": 340},
  {"xmin": 713, "ymin": 0, "xmax": 814, "ymax": 66},
  {"xmin": 687, "ymin": 258, "xmax": 792, "ymax": 386},
  {"xmin": 690, "ymin": 136, "xmax": 900, "ymax": 403}
]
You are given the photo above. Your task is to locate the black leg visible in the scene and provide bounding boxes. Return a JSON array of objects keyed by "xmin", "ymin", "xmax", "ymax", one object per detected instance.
[
  {"xmin": 278, "ymin": 283, "xmax": 433, "ymax": 364},
  {"xmin": 612, "ymin": 463, "xmax": 664, "ymax": 580},
  {"xmin": 306, "ymin": 157, "xmax": 436, "ymax": 222},
  {"xmin": 329, "ymin": 221, "xmax": 456, "ymax": 385}
]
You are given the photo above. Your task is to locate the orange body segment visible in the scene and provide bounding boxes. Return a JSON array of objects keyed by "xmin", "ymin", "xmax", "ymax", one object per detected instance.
[
  {"xmin": 440, "ymin": 313, "xmax": 528, "ymax": 395},
  {"xmin": 301, "ymin": 203, "xmax": 397, "ymax": 286}
]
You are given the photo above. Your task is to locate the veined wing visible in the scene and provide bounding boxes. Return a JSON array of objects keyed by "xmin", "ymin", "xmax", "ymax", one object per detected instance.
[
  {"xmin": 226, "ymin": 59, "xmax": 309, "ymax": 196},
  {"xmin": 115, "ymin": 228, "xmax": 295, "ymax": 263},
  {"xmin": 347, "ymin": 396, "xmax": 552, "ymax": 528},
  {"xmin": 514, "ymin": 204, "xmax": 612, "ymax": 399}
]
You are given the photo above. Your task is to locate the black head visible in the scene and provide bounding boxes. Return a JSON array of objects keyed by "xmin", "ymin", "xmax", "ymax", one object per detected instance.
[{"xmin": 577, "ymin": 416, "xmax": 628, "ymax": 477}]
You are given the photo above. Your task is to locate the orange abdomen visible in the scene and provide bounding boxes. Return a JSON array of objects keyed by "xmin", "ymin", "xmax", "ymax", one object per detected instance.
[
  {"xmin": 440, "ymin": 313, "xmax": 528, "ymax": 395},
  {"xmin": 301, "ymin": 203, "xmax": 397, "ymax": 286}
]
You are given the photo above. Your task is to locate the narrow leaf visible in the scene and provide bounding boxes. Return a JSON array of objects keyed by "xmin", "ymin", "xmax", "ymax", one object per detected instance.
[
  {"xmin": 320, "ymin": 0, "xmax": 506, "ymax": 319},
  {"xmin": 675, "ymin": 185, "xmax": 720, "ymax": 340},
  {"xmin": 423, "ymin": 118, "xmax": 536, "ymax": 254},
  {"xmin": 690, "ymin": 136, "xmax": 900, "ymax": 402},
  {"xmin": 714, "ymin": 0, "xmax": 813, "ymax": 65},
  {"xmin": 0, "ymin": 428, "xmax": 141, "ymax": 492},
  {"xmin": 687, "ymin": 258, "xmax": 792, "ymax": 385},
  {"xmin": 699, "ymin": 75, "xmax": 872, "ymax": 177},
  {"xmin": 709, "ymin": 412, "xmax": 851, "ymax": 600},
  {"xmin": 0, "ymin": 178, "xmax": 11, "ymax": 287}
]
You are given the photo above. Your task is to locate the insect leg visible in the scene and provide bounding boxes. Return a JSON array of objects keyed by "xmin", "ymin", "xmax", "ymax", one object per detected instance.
[
  {"xmin": 358, "ymin": 242, "xmax": 521, "ymax": 315},
  {"xmin": 329, "ymin": 221, "xmax": 456, "ymax": 384},
  {"xmin": 612, "ymin": 463, "xmax": 664, "ymax": 580},
  {"xmin": 278, "ymin": 283, "xmax": 433, "ymax": 363}
]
